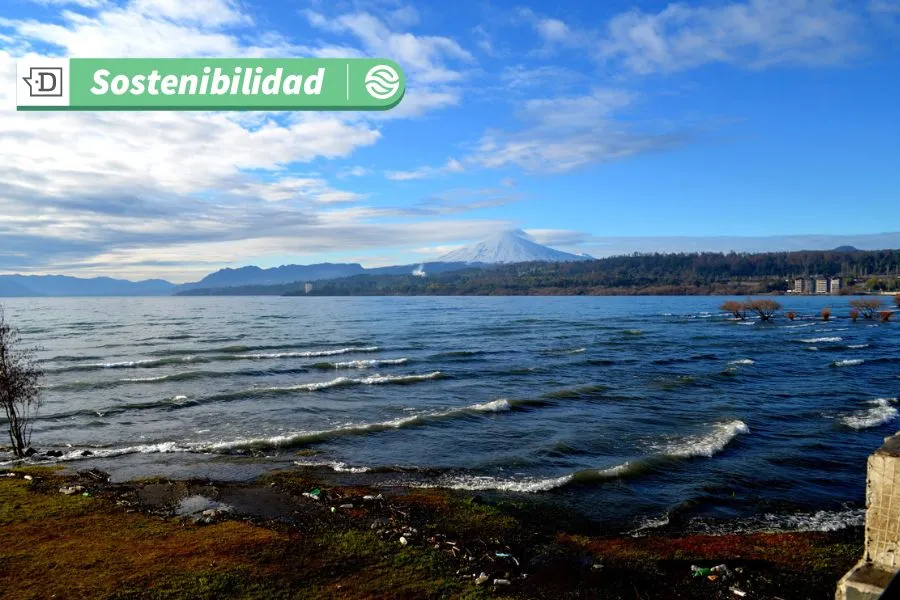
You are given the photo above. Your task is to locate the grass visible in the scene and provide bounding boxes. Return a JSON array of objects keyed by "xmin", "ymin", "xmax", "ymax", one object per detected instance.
[
  {"xmin": 0, "ymin": 466, "xmax": 862, "ymax": 599},
  {"xmin": 0, "ymin": 468, "xmax": 494, "ymax": 600}
]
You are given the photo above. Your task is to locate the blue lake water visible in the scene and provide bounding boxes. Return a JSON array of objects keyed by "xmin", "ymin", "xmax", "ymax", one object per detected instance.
[{"xmin": 2, "ymin": 296, "xmax": 897, "ymax": 533}]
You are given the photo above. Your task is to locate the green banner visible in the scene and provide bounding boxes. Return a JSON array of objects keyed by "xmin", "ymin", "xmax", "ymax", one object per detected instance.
[{"xmin": 17, "ymin": 58, "xmax": 405, "ymax": 111}]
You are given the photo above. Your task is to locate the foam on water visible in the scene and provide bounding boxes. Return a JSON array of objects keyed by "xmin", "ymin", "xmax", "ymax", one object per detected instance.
[
  {"xmin": 832, "ymin": 359, "xmax": 864, "ymax": 367},
  {"xmin": 840, "ymin": 398, "xmax": 898, "ymax": 430},
  {"xmin": 727, "ymin": 359, "xmax": 755, "ymax": 365},
  {"xmin": 659, "ymin": 420, "xmax": 750, "ymax": 458},
  {"xmin": 328, "ymin": 358, "xmax": 408, "ymax": 369},
  {"xmin": 847, "ymin": 344, "xmax": 870, "ymax": 349},
  {"xmin": 255, "ymin": 371, "xmax": 443, "ymax": 393},
  {"xmin": 236, "ymin": 346, "xmax": 380, "ymax": 359},
  {"xmin": 800, "ymin": 337, "xmax": 842, "ymax": 343}
]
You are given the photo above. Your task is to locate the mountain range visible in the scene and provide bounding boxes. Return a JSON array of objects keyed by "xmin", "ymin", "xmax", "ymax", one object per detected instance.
[{"xmin": 0, "ymin": 230, "xmax": 587, "ymax": 297}]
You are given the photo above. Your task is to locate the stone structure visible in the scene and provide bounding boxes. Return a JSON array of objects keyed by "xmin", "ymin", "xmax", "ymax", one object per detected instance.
[{"xmin": 837, "ymin": 432, "xmax": 900, "ymax": 599}]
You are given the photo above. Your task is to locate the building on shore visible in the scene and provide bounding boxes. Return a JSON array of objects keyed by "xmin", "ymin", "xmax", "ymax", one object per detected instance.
[
  {"xmin": 815, "ymin": 277, "xmax": 830, "ymax": 294},
  {"xmin": 304, "ymin": 282, "xmax": 313, "ymax": 294},
  {"xmin": 830, "ymin": 277, "xmax": 842, "ymax": 294}
]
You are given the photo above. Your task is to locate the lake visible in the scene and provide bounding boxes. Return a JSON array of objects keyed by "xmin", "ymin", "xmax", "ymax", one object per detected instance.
[{"xmin": 2, "ymin": 295, "xmax": 897, "ymax": 534}]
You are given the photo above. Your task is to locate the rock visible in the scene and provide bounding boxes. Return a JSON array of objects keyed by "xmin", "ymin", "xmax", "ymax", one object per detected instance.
[
  {"xmin": 80, "ymin": 450, "xmax": 93, "ymax": 457},
  {"xmin": 23, "ymin": 448, "xmax": 36, "ymax": 457},
  {"xmin": 475, "ymin": 573, "xmax": 489, "ymax": 586},
  {"xmin": 59, "ymin": 485, "xmax": 85, "ymax": 495},
  {"xmin": 399, "ymin": 537, "xmax": 408, "ymax": 546},
  {"xmin": 44, "ymin": 450, "xmax": 63, "ymax": 457},
  {"xmin": 23, "ymin": 475, "xmax": 33, "ymax": 481}
]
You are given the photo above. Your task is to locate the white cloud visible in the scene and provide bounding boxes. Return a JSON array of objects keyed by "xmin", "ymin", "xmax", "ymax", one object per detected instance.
[
  {"xmin": 598, "ymin": 0, "xmax": 862, "ymax": 73},
  {"xmin": 303, "ymin": 9, "xmax": 474, "ymax": 84},
  {"xmin": 0, "ymin": 1, "xmax": 486, "ymax": 280},
  {"xmin": 386, "ymin": 87, "xmax": 683, "ymax": 176},
  {"xmin": 386, "ymin": 158, "xmax": 464, "ymax": 181}
]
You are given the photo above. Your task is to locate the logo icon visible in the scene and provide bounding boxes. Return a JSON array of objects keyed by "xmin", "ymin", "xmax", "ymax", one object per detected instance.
[
  {"xmin": 23, "ymin": 67, "xmax": 64, "ymax": 97},
  {"xmin": 364, "ymin": 65, "xmax": 400, "ymax": 100}
]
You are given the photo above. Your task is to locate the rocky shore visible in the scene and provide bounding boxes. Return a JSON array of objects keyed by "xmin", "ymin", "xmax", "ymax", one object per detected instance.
[{"xmin": 0, "ymin": 465, "xmax": 861, "ymax": 599}]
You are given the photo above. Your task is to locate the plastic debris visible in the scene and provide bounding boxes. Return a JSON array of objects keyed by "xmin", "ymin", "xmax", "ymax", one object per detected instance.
[
  {"xmin": 731, "ymin": 588, "xmax": 747, "ymax": 597},
  {"xmin": 707, "ymin": 575, "xmax": 719, "ymax": 582},
  {"xmin": 59, "ymin": 485, "xmax": 85, "ymax": 495},
  {"xmin": 691, "ymin": 566, "xmax": 713, "ymax": 577},
  {"xmin": 711, "ymin": 564, "xmax": 729, "ymax": 573},
  {"xmin": 310, "ymin": 488, "xmax": 321, "ymax": 497},
  {"xmin": 494, "ymin": 579, "xmax": 511, "ymax": 586},
  {"xmin": 82, "ymin": 491, "xmax": 92, "ymax": 498},
  {"xmin": 339, "ymin": 503, "xmax": 353, "ymax": 509},
  {"xmin": 496, "ymin": 552, "xmax": 511, "ymax": 558},
  {"xmin": 475, "ymin": 573, "xmax": 489, "ymax": 586},
  {"xmin": 23, "ymin": 474, "xmax": 33, "ymax": 481},
  {"xmin": 330, "ymin": 506, "xmax": 336, "ymax": 513}
]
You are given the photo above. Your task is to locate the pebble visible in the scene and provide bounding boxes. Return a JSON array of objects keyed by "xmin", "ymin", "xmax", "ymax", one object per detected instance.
[{"xmin": 399, "ymin": 537, "xmax": 408, "ymax": 546}]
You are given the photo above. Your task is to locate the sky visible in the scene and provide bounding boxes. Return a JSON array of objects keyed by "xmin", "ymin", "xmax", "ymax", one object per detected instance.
[{"xmin": 1, "ymin": 0, "xmax": 899, "ymax": 283}]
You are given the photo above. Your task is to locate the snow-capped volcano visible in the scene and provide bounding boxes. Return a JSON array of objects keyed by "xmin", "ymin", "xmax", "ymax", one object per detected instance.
[{"xmin": 437, "ymin": 230, "xmax": 592, "ymax": 264}]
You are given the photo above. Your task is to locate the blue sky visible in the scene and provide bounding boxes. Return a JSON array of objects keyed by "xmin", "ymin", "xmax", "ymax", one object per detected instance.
[{"xmin": 1, "ymin": 0, "xmax": 899, "ymax": 281}]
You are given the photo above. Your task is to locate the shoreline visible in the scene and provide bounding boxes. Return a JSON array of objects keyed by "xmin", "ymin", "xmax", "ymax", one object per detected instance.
[{"xmin": 1, "ymin": 465, "xmax": 862, "ymax": 599}]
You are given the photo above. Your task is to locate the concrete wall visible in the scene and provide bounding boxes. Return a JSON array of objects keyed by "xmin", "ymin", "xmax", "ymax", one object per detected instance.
[
  {"xmin": 865, "ymin": 434, "xmax": 900, "ymax": 568},
  {"xmin": 837, "ymin": 432, "xmax": 900, "ymax": 600}
]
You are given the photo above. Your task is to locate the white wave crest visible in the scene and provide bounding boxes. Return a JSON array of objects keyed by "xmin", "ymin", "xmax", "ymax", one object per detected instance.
[
  {"xmin": 418, "ymin": 473, "xmax": 575, "ymax": 493},
  {"xmin": 728, "ymin": 359, "xmax": 755, "ymax": 365},
  {"xmin": 833, "ymin": 359, "xmax": 864, "ymax": 367},
  {"xmin": 255, "ymin": 371, "xmax": 442, "ymax": 393},
  {"xmin": 468, "ymin": 399, "xmax": 512, "ymax": 412},
  {"xmin": 847, "ymin": 344, "xmax": 870, "ymax": 349},
  {"xmin": 330, "ymin": 358, "xmax": 408, "ymax": 368},
  {"xmin": 759, "ymin": 509, "xmax": 865, "ymax": 532},
  {"xmin": 293, "ymin": 459, "xmax": 370, "ymax": 473},
  {"xmin": 237, "ymin": 346, "xmax": 380, "ymax": 359},
  {"xmin": 840, "ymin": 398, "xmax": 898, "ymax": 430},
  {"xmin": 661, "ymin": 420, "xmax": 750, "ymax": 458},
  {"xmin": 801, "ymin": 337, "xmax": 842, "ymax": 343}
]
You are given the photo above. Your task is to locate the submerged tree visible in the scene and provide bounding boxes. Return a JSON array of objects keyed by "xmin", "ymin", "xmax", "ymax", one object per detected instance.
[
  {"xmin": 720, "ymin": 300, "xmax": 746, "ymax": 320},
  {"xmin": 0, "ymin": 309, "xmax": 43, "ymax": 458},
  {"xmin": 745, "ymin": 299, "xmax": 781, "ymax": 321},
  {"xmin": 849, "ymin": 298, "xmax": 884, "ymax": 320}
]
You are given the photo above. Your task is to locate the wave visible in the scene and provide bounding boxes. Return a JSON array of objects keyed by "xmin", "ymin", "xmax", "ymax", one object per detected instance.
[
  {"xmin": 543, "ymin": 384, "xmax": 608, "ymax": 400},
  {"xmin": 316, "ymin": 358, "xmax": 409, "ymax": 369},
  {"xmin": 49, "ymin": 347, "xmax": 382, "ymax": 373},
  {"xmin": 847, "ymin": 344, "xmax": 870, "ymax": 349},
  {"xmin": 194, "ymin": 396, "xmax": 514, "ymax": 452},
  {"xmin": 48, "ymin": 355, "xmax": 210, "ymax": 373},
  {"xmin": 831, "ymin": 359, "xmax": 864, "ymax": 367},
  {"xmin": 40, "ymin": 397, "xmax": 521, "ymax": 459},
  {"xmin": 293, "ymin": 459, "xmax": 370, "ymax": 474},
  {"xmin": 800, "ymin": 337, "xmax": 842, "ymax": 343},
  {"xmin": 235, "ymin": 346, "xmax": 380, "ymax": 359},
  {"xmin": 657, "ymin": 420, "xmax": 750, "ymax": 458},
  {"xmin": 727, "ymin": 359, "xmax": 755, "ymax": 365},
  {"xmin": 540, "ymin": 347, "xmax": 586, "ymax": 356},
  {"xmin": 840, "ymin": 398, "xmax": 898, "ymax": 430},
  {"xmin": 255, "ymin": 371, "xmax": 444, "ymax": 394}
]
